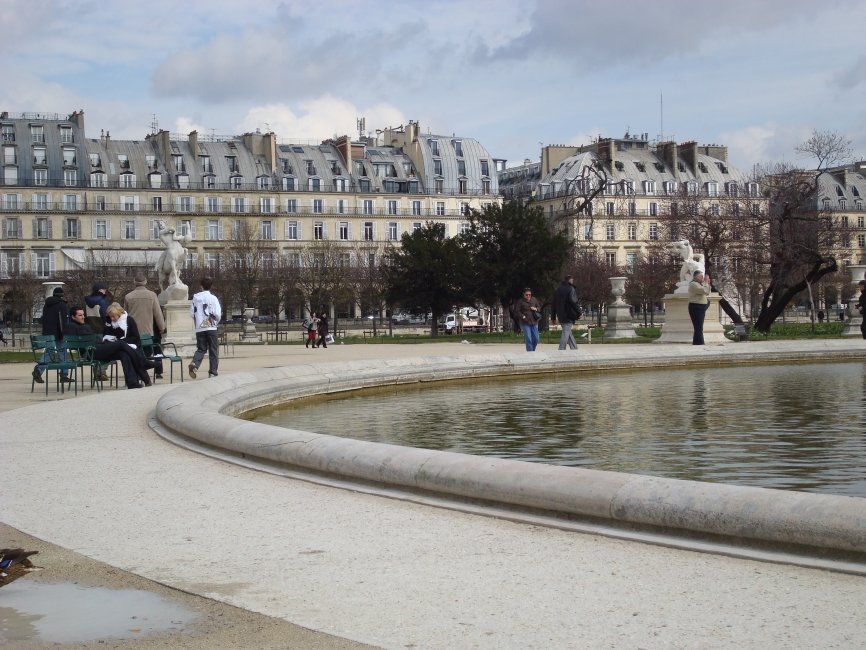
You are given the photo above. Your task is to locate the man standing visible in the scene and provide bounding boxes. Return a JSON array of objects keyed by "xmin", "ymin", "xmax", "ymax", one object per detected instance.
[
  {"xmin": 552, "ymin": 275, "xmax": 581, "ymax": 350},
  {"xmin": 32, "ymin": 287, "xmax": 70, "ymax": 384},
  {"xmin": 189, "ymin": 277, "xmax": 222, "ymax": 379},
  {"xmin": 124, "ymin": 274, "xmax": 166, "ymax": 379}
]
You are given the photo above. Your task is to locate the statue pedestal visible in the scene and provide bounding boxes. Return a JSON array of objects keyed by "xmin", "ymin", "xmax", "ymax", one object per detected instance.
[
  {"xmin": 842, "ymin": 298, "xmax": 862, "ymax": 337},
  {"xmin": 657, "ymin": 292, "xmax": 727, "ymax": 344},
  {"xmin": 604, "ymin": 303, "xmax": 636, "ymax": 339},
  {"xmin": 163, "ymin": 299, "xmax": 197, "ymax": 356}
]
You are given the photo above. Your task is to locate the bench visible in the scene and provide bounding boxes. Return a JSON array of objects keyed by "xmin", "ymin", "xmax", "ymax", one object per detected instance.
[{"xmin": 363, "ymin": 330, "xmax": 387, "ymax": 339}]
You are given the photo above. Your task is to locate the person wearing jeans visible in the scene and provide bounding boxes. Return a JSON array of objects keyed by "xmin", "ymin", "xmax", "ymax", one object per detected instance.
[
  {"xmin": 516, "ymin": 288, "xmax": 542, "ymax": 352},
  {"xmin": 189, "ymin": 277, "xmax": 222, "ymax": 379},
  {"xmin": 552, "ymin": 275, "xmax": 581, "ymax": 350}
]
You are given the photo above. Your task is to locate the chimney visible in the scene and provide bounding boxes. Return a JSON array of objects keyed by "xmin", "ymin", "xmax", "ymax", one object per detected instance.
[
  {"xmin": 677, "ymin": 141, "xmax": 699, "ymax": 171},
  {"xmin": 597, "ymin": 138, "xmax": 615, "ymax": 171},
  {"xmin": 660, "ymin": 141, "xmax": 678, "ymax": 172},
  {"xmin": 189, "ymin": 130, "xmax": 198, "ymax": 160},
  {"xmin": 334, "ymin": 135, "xmax": 352, "ymax": 167}
]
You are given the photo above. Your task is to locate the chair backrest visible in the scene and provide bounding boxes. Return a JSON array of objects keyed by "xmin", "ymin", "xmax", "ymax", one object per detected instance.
[
  {"xmin": 139, "ymin": 334, "xmax": 158, "ymax": 355},
  {"xmin": 30, "ymin": 334, "xmax": 55, "ymax": 357},
  {"xmin": 64, "ymin": 335, "xmax": 97, "ymax": 361}
]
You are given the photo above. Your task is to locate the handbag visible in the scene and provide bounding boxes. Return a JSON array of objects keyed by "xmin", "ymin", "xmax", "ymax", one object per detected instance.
[
  {"xmin": 531, "ymin": 309, "xmax": 542, "ymax": 322},
  {"xmin": 325, "ymin": 334, "xmax": 335, "ymax": 344}
]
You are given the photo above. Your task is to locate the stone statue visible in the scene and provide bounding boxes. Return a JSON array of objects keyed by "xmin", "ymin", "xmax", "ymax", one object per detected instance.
[
  {"xmin": 155, "ymin": 220, "xmax": 192, "ymax": 303},
  {"xmin": 669, "ymin": 239, "xmax": 705, "ymax": 287}
]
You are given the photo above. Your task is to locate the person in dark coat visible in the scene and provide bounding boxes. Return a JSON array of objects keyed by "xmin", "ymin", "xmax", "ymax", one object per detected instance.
[
  {"xmin": 552, "ymin": 275, "xmax": 581, "ymax": 350},
  {"xmin": 84, "ymin": 282, "xmax": 109, "ymax": 334},
  {"xmin": 314, "ymin": 312, "xmax": 329, "ymax": 348},
  {"xmin": 857, "ymin": 280, "xmax": 866, "ymax": 339},
  {"xmin": 94, "ymin": 302, "xmax": 153, "ymax": 389},
  {"xmin": 32, "ymin": 287, "xmax": 70, "ymax": 384}
]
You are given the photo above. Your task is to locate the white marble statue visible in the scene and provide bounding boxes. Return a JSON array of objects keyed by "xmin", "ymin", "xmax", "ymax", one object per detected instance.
[
  {"xmin": 669, "ymin": 239, "xmax": 705, "ymax": 286},
  {"xmin": 155, "ymin": 220, "xmax": 192, "ymax": 292}
]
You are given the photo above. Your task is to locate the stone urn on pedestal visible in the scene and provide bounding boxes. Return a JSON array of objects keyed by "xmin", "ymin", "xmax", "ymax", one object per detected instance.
[
  {"xmin": 842, "ymin": 264, "xmax": 866, "ymax": 337},
  {"xmin": 603, "ymin": 277, "xmax": 636, "ymax": 339},
  {"xmin": 241, "ymin": 307, "xmax": 260, "ymax": 341}
]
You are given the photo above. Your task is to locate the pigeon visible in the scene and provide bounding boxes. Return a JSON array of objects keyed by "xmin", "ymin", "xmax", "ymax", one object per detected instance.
[{"xmin": 0, "ymin": 548, "xmax": 40, "ymax": 587}]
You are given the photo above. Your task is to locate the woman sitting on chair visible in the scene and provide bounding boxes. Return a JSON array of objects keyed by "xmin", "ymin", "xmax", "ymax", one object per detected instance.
[{"xmin": 93, "ymin": 303, "xmax": 153, "ymax": 389}]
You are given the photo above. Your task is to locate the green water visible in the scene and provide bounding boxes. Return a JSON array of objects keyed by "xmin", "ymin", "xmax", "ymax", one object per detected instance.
[{"xmin": 252, "ymin": 362, "xmax": 866, "ymax": 496}]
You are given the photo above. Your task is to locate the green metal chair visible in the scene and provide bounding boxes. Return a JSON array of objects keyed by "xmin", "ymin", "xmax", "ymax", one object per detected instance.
[
  {"xmin": 30, "ymin": 335, "xmax": 78, "ymax": 395},
  {"xmin": 63, "ymin": 334, "xmax": 104, "ymax": 392},
  {"xmin": 139, "ymin": 334, "xmax": 184, "ymax": 383}
]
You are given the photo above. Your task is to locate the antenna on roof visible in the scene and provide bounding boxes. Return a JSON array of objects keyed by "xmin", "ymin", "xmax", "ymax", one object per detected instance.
[
  {"xmin": 660, "ymin": 92, "xmax": 664, "ymax": 142},
  {"xmin": 357, "ymin": 117, "xmax": 366, "ymax": 139},
  {"xmin": 150, "ymin": 114, "xmax": 159, "ymax": 135}
]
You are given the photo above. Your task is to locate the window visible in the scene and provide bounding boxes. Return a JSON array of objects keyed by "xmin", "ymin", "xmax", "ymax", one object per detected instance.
[
  {"xmin": 334, "ymin": 178, "xmax": 347, "ymax": 192},
  {"xmin": 30, "ymin": 125, "xmax": 44, "ymax": 143},
  {"xmin": 686, "ymin": 181, "xmax": 698, "ymax": 195},
  {"xmin": 286, "ymin": 220, "xmax": 298, "ymax": 240},
  {"xmin": 363, "ymin": 199, "xmax": 374, "ymax": 215},
  {"xmin": 643, "ymin": 180, "xmax": 656, "ymax": 195},
  {"xmin": 859, "ymin": 216, "xmax": 865, "ymax": 228},
  {"xmin": 313, "ymin": 199, "xmax": 323, "ymax": 214},
  {"xmin": 482, "ymin": 179, "xmax": 491, "ymax": 195},
  {"xmin": 583, "ymin": 223, "xmax": 593, "ymax": 240},
  {"xmin": 663, "ymin": 181, "xmax": 678, "ymax": 195},
  {"xmin": 711, "ymin": 203, "xmax": 721, "ymax": 216},
  {"xmin": 233, "ymin": 197, "xmax": 246, "ymax": 213},
  {"xmin": 90, "ymin": 172, "xmax": 106, "ymax": 187},
  {"xmin": 120, "ymin": 173, "xmax": 136, "ymax": 188},
  {"xmin": 178, "ymin": 196, "xmax": 192, "ymax": 212},
  {"xmin": 4, "ymin": 217, "xmax": 20, "ymax": 239},
  {"xmin": 1, "ymin": 125, "xmax": 14, "ymax": 143},
  {"xmin": 308, "ymin": 177, "xmax": 320, "ymax": 191},
  {"xmin": 628, "ymin": 223, "xmax": 637, "ymax": 240},
  {"xmin": 649, "ymin": 223, "xmax": 658, "ymax": 240},
  {"xmin": 628, "ymin": 202, "xmax": 636, "ymax": 216},
  {"xmin": 626, "ymin": 252, "xmax": 637, "ymax": 272},
  {"xmin": 313, "ymin": 221, "xmax": 324, "ymax": 240},
  {"xmin": 34, "ymin": 193, "xmax": 48, "ymax": 210},
  {"xmin": 34, "ymin": 217, "xmax": 51, "ymax": 239},
  {"xmin": 480, "ymin": 160, "xmax": 489, "ymax": 176},
  {"xmin": 605, "ymin": 252, "xmax": 616, "ymax": 267},
  {"xmin": 428, "ymin": 139, "xmax": 439, "ymax": 156},
  {"xmin": 387, "ymin": 200, "xmax": 398, "ymax": 215},
  {"xmin": 436, "ymin": 202, "xmax": 445, "ymax": 216},
  {"xmin": 64, "ymin": 170, "xmax": 77, "ymax": 186},
  {"xmin": 3, "ymin": 167, "xmax": 17, "ymax": 184},
  {"xmin": 257, "ymin": 175, "xmax": 270, "ymax": 190},
  {"xmin": 336, "ymin": 199, "xmax": 346, "ymax": 214},
  {"xmin": 433, "ymin": 159, "xmax": 443, "ymax": 175},
  {"xmin": 177, "ymin": 173, "xmax": 189, "ymax": 189},
  {"xmin": 230, "ymin": 175, "xmax": 243, "ymax": 189},
  {"xmin": 452, "ymin": 140, "xmax": 463, "ymax": 156},
  {"xmin": 150, "ymin": 196, "xmax": 162, "ymax": 212},
  {"xmin": 285, "ymin": 199, "xmax": 297, "ymax": 213},
  {"xmin": 282, "ymin": 176, "xmax": 296, "ymax": 191},
  {"xmin": 62, "ymin": 148, "xmax": 76, "ymax": 166},
  {"xmin": 435, "ymin": 179, "xmax": 444, "ymax": 194},
  {"xmin": 412, "ymin": 200, "xmax": 422, "ymax": 216},
  {"xmin": 63, "ymin": 194, "xmax": 78, "ymax": 210},
  {"xmin": 205, "ymin": 219, "xmax": 221, "ymax": 241},
  {"xmin": 388, "ymin": 222, "xmax": 398, "ymax": 241},
  {"xmin": 95, "ymin": 195, "xmax": 105, "ymax": 211},
  {"xmin": 260, "ymin": 197, "xmax": 274, "ymax": 214},
  {"xmin": 204, "ymin": 252, "xmax": 221, "ymax": 269},
  {"xmin": 121, "ymin": 219, "xmax": 137, "ymax": 240},
  {"xmin": 34, "ymin": 251, "xmax": 52, "ymax": 278},
  {"xmin": 412, "ymin": 222, "xmax": 422, "ymax": 232},
  {"xmin": 622, "ymin": 180, "xmax": 634, "ymax": 194},
  {"xmin": 606, "ymin": 224, "xmax": 615, "ymax": 240},
  {"xmin": 859, "ymin": 234, "xmax": 865, "ymax": 248},
  {"xmin": 32, "ymin": 146, "xmax": 47, "ymax": 165},
  {"xmin": 260, "ymin": 220, "xmax": 274, "ymax": 240},
  {"xmin": 338, "ymin": 221, "xmax": 349, "ymax": 240},
  {"xmin": 605, "ymin": 202, "xmax": 614, "ymax": 216},
  {"xmin": 3, "ymin": 193, "xmax": 19, "ymax": 209},
  {"xmin": 458, "ymin": 179, "xmax": 468, "ymax": 194},
  {"xmin": 225, "ymin": 156, "xmax": 238, "ymax": 173},
  {"xmin": 94, "ymin": 219, "xmax": 109, "ymax": 240},
  {"xmin": 206, "ymin": 196, "xmax": 219, "ymax": 212},
  {"xmin": 706, "ymin": 182, "xmax": 719, "ymax": 197},
  {"xmin": 839, "ymin": 199, "xmax": 847, "ymax": 210},
  {"xmin": 3, "ymin": 146, "xmax": 16, "ymax": 165},
  {"xmin": 459, "ymin": 221, "xmax": 470, "ymax": 235},
  {"xmin": 33, "ymin": 169, "xmax": 47, "ymax": 186},
  {"xmin": 363, "ymin": 222, "xmax": 374, "ymax": 241},
  {"xmin": 121, "ymin": 195, "xmax": 137, "ymax": 211},
  {"xmin": 842, "ymin": 215, "xmax": 850, "ymax": 227},
  {"xmin": 149, "ymin": 219, "xmax": 161, "ymax": 240},
  {"xmin": 64, "ymin": 218, "xmax": 79, "ymax": 239},
  {"xmin": 457, "ymin": 160, "xmax": 466, "ymax": 176}
]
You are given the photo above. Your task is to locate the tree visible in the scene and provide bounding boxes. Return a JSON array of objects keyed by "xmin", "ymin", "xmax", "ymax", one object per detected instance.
[
  {"xmin": 2, "ymin": 270, "xmax": 44, "ymax": 336},
  {"xmin": 566, "ymin": 248, "xmax": 616, "ymax": 326},
  {"xmin": 624, "ymin": 244, "xmax": 678, "ymax": 326},
  {"xmin": 460, "ymin": 201, "xmax": 572, "ymax": 326},
  {"xmin": 221, "ymin": 220, "xmax": 274, "ymax": 317},
  {"xmin": 385, "ymin": 222, "xmax": 471, "ymax": 336},
  {"xmin": 750, "ymin": 130, "xmax": 855, "ymax": 333},
  {"xmin": 350, "ymin": 243, "xmax": 390, "ymax": 333}
]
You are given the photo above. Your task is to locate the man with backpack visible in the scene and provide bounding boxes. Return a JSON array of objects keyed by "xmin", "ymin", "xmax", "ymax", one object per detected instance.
[{"xmin": 552, "ymin": 275, "xmax": 582, "ymax": 350}]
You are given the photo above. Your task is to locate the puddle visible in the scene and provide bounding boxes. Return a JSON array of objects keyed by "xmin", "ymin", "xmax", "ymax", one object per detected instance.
[{"xmin": 0, "ymin": 580, "xmax": 200, "ymax": 644}]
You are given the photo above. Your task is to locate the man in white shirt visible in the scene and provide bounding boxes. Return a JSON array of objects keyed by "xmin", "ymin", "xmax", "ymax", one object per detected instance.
[{"xmin": 189, "ymin": 277, "xmax": 222, "ymax": 379}]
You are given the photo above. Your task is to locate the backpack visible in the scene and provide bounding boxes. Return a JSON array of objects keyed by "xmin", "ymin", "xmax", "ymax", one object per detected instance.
[{"xmin": 302, "ymin": 316, "xmax": 312, "ymax": 330}]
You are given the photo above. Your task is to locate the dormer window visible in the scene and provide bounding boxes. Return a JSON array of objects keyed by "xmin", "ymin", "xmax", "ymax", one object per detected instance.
[
  {"xmin": 698, "ymin": 162, "xmax": 708, "ymax": 173},
  {"xmin": 643, "ymin": 180, "xmax": 656, "ymax": 195},
  {"xmin": 149, "ymin": 171, "xmax": 162, "ymax": 188},
  {"xmin": 428, "ymin": 139, "xmax": 440, "ymax": 156},
  {"xmin": 257, "ymin": 175, "xmax": 270, "ymax": 190},
  {"xmin": 230, "ymin": 175, "xmax": 243, "ymax": 189},
  {"xmin": 836, "ymin": 185, "xmax": 845, "ymax": 197},
  {"xmin": 635, "ymin": 162, "xmax": 646, "ymax": 172},
  {"xmin": 177, "ymin": 173, "xmax": 189, "ymax": 189},
  {"xmin": 705, "ymin": 182, "xmax": 718, "ymax": 197},
  {"xmin": 118, "ymin": 154, "xmax": 130, "ymax": 169},
  {"xmin": 282, "ymin": 176, "xmax": 295, "ymax": 191},
  {"xmin": 62, "ymin": 148, "xmax": 76, "ymax": 166},
  {"xmin": 33, "ymin": 146, "xmax": 47, "ymax": 165},
  {"xmin": 452, "ymin": 139, "xmax": 463, "ymax": 156}
]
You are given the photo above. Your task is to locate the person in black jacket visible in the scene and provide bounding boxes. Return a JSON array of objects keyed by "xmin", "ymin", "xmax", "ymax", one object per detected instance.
[
  {"xmin": 94, "ymin": 302, "xmax": 153, "ymax": 389},
  {"xmin": 857, "ymin": 280, "xmax": 866, "ymax": 339},
  {"xmin": 552, "ymin": 275, "xmax": 581, "ymax": 350},
  {"xmin": 32, "ymin": 286, "xmax": 70, "ymax": 384}
]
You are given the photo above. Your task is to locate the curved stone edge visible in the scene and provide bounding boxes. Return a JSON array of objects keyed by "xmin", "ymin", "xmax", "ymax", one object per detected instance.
[{"xmin": 154, "ymin": 349, "xmax": 866, "ymax": 557}]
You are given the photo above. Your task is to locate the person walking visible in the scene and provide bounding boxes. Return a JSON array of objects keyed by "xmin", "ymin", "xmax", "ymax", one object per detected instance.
[
  {"xmin": 516, "ymin": 288, "xmax": 542, "ymax": 352},
  {"xmin": 857, "ymin": 280, "xmax": 866, "ymax": 339},
  {"xmin": 314, "ymin": 311, "xmax": 329, "ymax": 348},
  {"xmin": 124, "ymin": 274, "xmax": 166, "ymax": 378},
  {"xmin": 32, "ymin": 286, "xmax": 71, "ymax": 384},
  {"xmin": 305, "ymin": 312, "xmax": 319, "ymax": 348},
  {"xmin": 552, "ymin": 275, "xmax": 581, "ymax": 350},
  {"xmin": 688, "ymin": 270, "xmax": 712, "ymax": 345},
  {"xmin": 189, "ymin": 277, "xmax": 222, "ymax": 379}
]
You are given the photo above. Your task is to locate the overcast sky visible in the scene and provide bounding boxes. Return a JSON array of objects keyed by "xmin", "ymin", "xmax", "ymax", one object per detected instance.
[{"xmin": 3, "ymin": 0, "xmax": 865, "ymax": 173}]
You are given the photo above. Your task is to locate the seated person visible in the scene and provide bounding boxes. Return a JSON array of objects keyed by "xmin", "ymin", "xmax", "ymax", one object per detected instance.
[
  {"xmin": 65, "ymin": 306, "xmax": 109, "ymax": 382},
  {"xmin": 93, "ymin": 303, "xmax": 154, "ymax": 389}
]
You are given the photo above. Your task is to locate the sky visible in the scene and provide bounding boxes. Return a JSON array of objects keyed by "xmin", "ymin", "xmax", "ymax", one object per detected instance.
[{"xmin": 3, "ymin": 0, "xmax": 866, "ymax": 174}]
